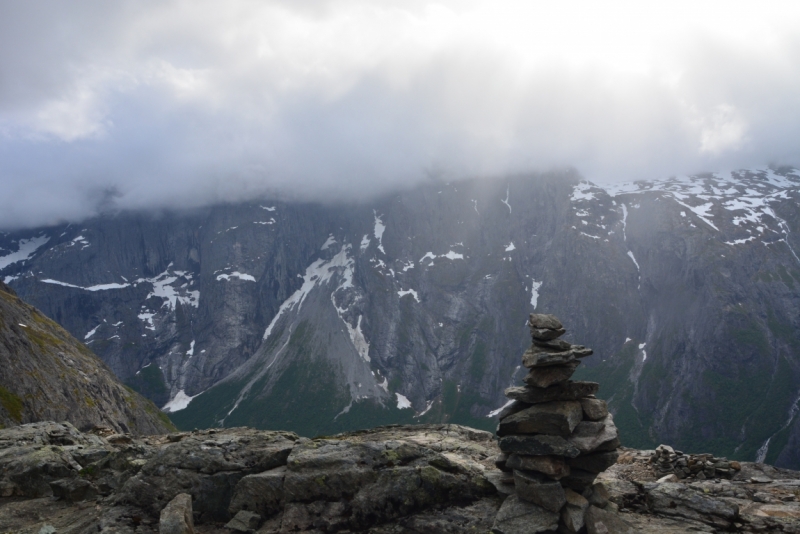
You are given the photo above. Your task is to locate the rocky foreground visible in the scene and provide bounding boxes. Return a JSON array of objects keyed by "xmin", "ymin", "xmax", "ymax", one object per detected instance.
[{"xmin": 1, "ymin": 422, "xmax": 800, "ymax": 533}]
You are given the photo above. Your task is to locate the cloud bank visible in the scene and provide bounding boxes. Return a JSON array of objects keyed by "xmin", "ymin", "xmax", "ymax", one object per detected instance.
[{"xmin": 1, "ymin": 0, "xmax": 800, "ymax": 228}]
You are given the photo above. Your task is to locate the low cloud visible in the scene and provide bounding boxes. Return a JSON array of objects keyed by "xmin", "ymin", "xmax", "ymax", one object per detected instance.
[{"xmin": 1, "ymin": 0, "xmax": 800, "ymax": 228}]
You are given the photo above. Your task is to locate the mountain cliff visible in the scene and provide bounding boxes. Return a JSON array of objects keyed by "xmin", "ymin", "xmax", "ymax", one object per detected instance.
[
  {"xmin": 0, "ymin": 280, "xmax": 174, "ymax": 434},
  {"xmin": 1, "ymin": 168, "xmax": 799, "ymax": 466}
]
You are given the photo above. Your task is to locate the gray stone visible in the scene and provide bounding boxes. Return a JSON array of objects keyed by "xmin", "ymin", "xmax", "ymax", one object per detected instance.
[
  {"xmin": 560, "ymin": 468, "xmax": 597, "ymax": 492},
  {"xmin": 506, "ymin": 454, "xmax": 570, "ymax": 479},
  {"xmin": 49, "ymin": 478, "xmax": 97, "ymax": 503},
  {"xmin": 530, "ymin": 327, "xmax": 566, "ymax": 341},
  {"xmin": 523, "ymin": 362, "xmax": 580, "ymax": 388},
  {"xmin": 644, "ymin": 482, "xmax": 739, "ymax": 529},
  {"xmin": 561, "ymin": 489, "xmax": 589, "ymax": 533},
  {"xmin": 497, "ymin": 401, "xmax": 583, "ymax": 437},
  {"xmin": 505, "ymin": 382, "xmax": 599, "ymax": 404},
  {"xmin": 521, "ymin": 345, "xmax": 593, "ymax": 367},
  {"xmin": 529, "ymin": 314, "xmax": 563, "ymax": 330},
  {"xmin": 579, "ymin": 398, "xmax": 608, "ymax": 421},
  {"xmin": 495, "ymin": 453, "xmax": 510, "ymax": 472},
  {"xmin": 568, "ymin": 415, "xmax": 619, "ymax": 454},
  {"xmin": 159, "ymin": 493, "xmax": 195, "ymax": 534},
  {"xmin": 532, "ymin": 338, "xmax": 573, "ymax": 351},
  {"xmin": 498, "ymin": 435, "xmax": 581, "ymax": 458},
  {"xmin": 567, "ymin": 451, "xmax": 619, "ymax": 474},
  {"xmin": 228, "ymin": 467, "xmax": 286, "ymax": 518},
  {"xmin": 586, "ymin": 482, "xmax": 610, "ymax": 508},
  {"xmin": 224, "ymin": 510, "xmax": 262, "ymax": 532},
  {"xmin": 585, "ymin": 505, "xmax": 636, "ymax": 534},
  {"xmin": 513, "ymin": 469, "xmax": 566, "ymax": 512},
  {"xmin": 491, "ymin": 494, "xmax": 559, "ymax": 534}
]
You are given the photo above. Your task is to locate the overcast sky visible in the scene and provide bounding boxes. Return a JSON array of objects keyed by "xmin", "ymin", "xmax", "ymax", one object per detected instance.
[{"xmin": 1, "ymin": 0, "xmax": 800, "ymax": 228}]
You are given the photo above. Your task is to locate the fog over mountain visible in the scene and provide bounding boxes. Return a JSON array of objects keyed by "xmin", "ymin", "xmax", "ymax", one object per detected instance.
[{"xmin": 2, "ymin": 1, "xmax": 800, "ymax": 228}]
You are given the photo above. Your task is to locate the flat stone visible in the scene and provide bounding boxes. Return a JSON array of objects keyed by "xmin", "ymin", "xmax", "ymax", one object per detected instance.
[
  {"xmin": 580, "ymin": 398, "xmax": 608, "ymax": 421},
  {"xmin": 505, "ymin": 382, "xmax": 599, "ymax": 404},
  {"xmin": 523, "ymin": 362, "xmax": 580, "ymax": 388},
  {"xmin": 530, "ymin": 327, "xmax": 566, "ymax": 341},
  {"xmin": 491, "ymin": 494, "xmax": 559, "ymax": 534},
  {"xmin": 506, "ymin": 454, "xmax": 570, "ymax": 479},
  {"xmin": 560, "ymin": 468, "xmax": 598, "ymax": 492},
  {"xmin": 657, "ymin": 474, "xmax": 679, "ymax": 483},
  {"xmin": 529, "ymin": 314, "xmax": 563, "ymax": 330},
  {"xmin": 585, "ymin": 505, "xmax": 636, "ymax": 534},
  {"xmin": 225, "ymin": 510, "xmax": 262, "ymax": 532},
  {"xmin": 522, "ymin": 344, "xmax": 592, "ymax": 367},
  {"xmin": 532, "ymin": 338, "xmax": 573, "ymax": 351},
  {"xmin": 495, "ymin": 453, "xmax": 511, "ymax": 472},
  {"xmin": 497, "ymin": 401, "xmax": 583, "ymax": 437},
  {"xmin": 568, "ymin": 450, "xmax": 619, "ymax": 473},
  {"xmin": 568, "ymin": 415, "xmax": 619, "ymax": 454},
  {"xmin": 160, "ymin": 493, "xmax": 195, "ymax": 534},
  {"xmin": 497, "ymin": 400, "xmax": 531, "ymax": 420},
  {"xmin": 498, "ymin": 435, "xmax": 581, "ymax": 458},
  {"xmin": 513, "ymin": 470, "xmax": 566, "ymax": 512}
]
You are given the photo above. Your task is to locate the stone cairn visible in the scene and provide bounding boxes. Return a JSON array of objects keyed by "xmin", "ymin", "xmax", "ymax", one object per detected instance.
[
  {"xmin": 651, "ymin": 444, "xmax": 741, "ymax": 481},
  {"xmin": 493, "ymin": 314, "xmax": 621, "ymax": 533}
]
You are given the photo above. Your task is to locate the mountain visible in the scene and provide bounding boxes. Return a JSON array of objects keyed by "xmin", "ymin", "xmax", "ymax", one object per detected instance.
[
  {"xmin": 1, "ymin": 168, "xmax": 799, "ymax": 467},
  {"xmin": 0, "ymin": 280, "xmax": 174, "ymax": 434}
]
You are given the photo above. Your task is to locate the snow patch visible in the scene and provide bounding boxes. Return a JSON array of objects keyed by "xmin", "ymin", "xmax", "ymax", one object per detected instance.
[
  {"xmin": 321, "ymin": 235, "xmax": 336, "ymax": 250},
  {"xmin": 397, "ymin": 289, "xmax": 420, "ymax": 302},
  {"xmin": 530, "ymin": 280, "xmax": 542, "ymax": 309},
  {"xmin": 260, "ymin": 205, "xmax": 276, "ymax": 211},
  {"xmin": 162, "ymin": 390, "xmax": 202, "ymax": 413},
  {"xmin": 0, "ymin": 235, "xmax": 50, "ymax": 270},
  {"xmin": 488, "ymin": 399, "xmax": 514, "ymax": 418},
  {"xmin": 396, "ymin": 393, "xmax": 412, "ymax": 410},
  {"xmin": 138, "ymin": 312, "xmax": 156, "ymax": 331},
  {"xmin": 216, "ymin": 271, "xmax": 256, "ymax": 282},
  {"xmin": 186, "ymin": 340, "xmax": 195, "ymax": 357},
  {"xmin": 373, "ymin": 212, "xmax": 386, "ymax": 254},
  {"xmin": 501, "ymin": 186, "xmax": 512, "ymax": 213},
  {"xmin": 627, "ymin": 251, "xmax": 640, "ymax": 271},
  {"xmin": 505, "ymin": 242, "xmax": 516, "ymax": 252},
  {"xmin": 264, "ymin": 245, "xmax": 353, "ymax": 340},
  {"xmin": 360, "ymin": 234, "xmax": 370, "ymax": 251},
  {"xmin": 84, "ymin": 325, "xmax": 100, "ymax": 340}
]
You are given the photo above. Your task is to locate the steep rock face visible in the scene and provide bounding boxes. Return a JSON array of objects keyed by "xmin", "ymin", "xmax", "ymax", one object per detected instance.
[
  {"xmin": 2, "ymin": 168, "xmax": 800, "ymax": 466},
  {"xmin": 0, "ymin": 281, "xmax": 174, "ymax": 434}
]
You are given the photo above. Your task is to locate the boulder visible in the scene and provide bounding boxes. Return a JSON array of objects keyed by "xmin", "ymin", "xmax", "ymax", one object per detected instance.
[
  {"xmin": 497, "ymin": 401, "xmax": 583, "ymax": 437},
  {"xmin": 579, "ymin": 398, "xmax": 608, "ymax": 421},
  {"xmin": 529, "ymin": 314, "xmax": 563, "ymax": 330},
  {"xmin": 228, "ymin": 466, "xmax": 286, "ymax": 518},
  {"xmin": 159, "ymin": 493, "xmax": 195, "ymax": 534},
  {"xmin": 568, "ymin": 451, "xmax": 619, "ymax": 473},
  {"xmin": 491, "ymin": 494, "xmax": 559, "ymax": 534},
  {"xmin": 496, "ymin": 400, "xmax": 530, "ymax": 420},
  {"xmin": 644, "ymin": 482, "xmax": 739, "ymax": 529},
  {"xmin": 523, "ymin": 362, "xmax": 580, "ymax": 388},
  {"xmin": 513, "ymin": 470, "xmax": 566, "ymax": 512},
  {"xmin": 585, "ymin": 505, "xmax": 636, "ymax": 534},
  {"xmin": 568, "ymin": 415, "xmax": 619, "ymax": 454},
  {"xmin": 505, "ymin": 382, "xmax": 599, "ymax": 404},
  {"xmin": 498, "ymin": 435, "xmax": 581, "ymax": 458},
  {"xmin": 506, "ymin": 454, "xmax": 570, "ymax": 479}
]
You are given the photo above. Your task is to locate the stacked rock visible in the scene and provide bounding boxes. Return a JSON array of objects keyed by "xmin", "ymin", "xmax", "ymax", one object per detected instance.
[
  {"xmin": 494, "ymin": 314, "xmax": 621, "ymax": 533},
  {"xmin": 651, "ymin": 444, "xmax": 741, "ymax": 480}
]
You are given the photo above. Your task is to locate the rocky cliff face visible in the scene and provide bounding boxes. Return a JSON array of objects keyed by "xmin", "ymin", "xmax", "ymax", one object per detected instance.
[
  {"xmin": 0, "ymin": 281, "xmax": 174, "ymax": 434},
  {"xmin": 1, "ymin": 168, "xmax": 799, "ymax": 467}
]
